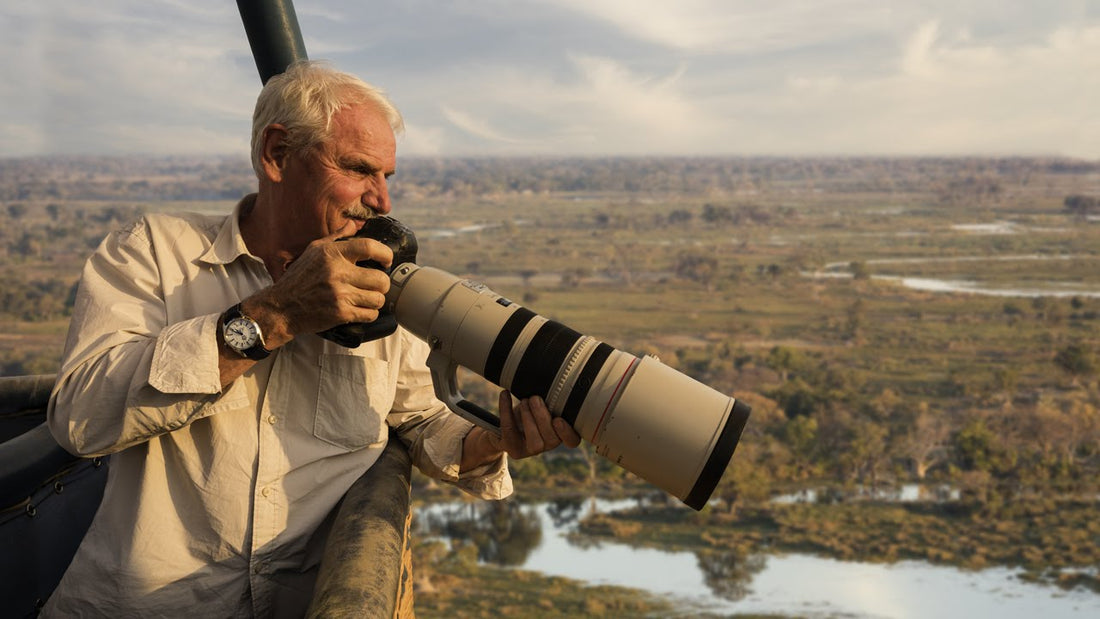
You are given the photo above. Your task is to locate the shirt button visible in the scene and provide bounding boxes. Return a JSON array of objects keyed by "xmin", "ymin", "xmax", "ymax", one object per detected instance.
[
  {"xmin": 267, "ymin": 415, "xmax": 277, "ymax": 425},
  {"xmin": 261, "ymin": 486, "xmax": 271, "ymax": 498}
]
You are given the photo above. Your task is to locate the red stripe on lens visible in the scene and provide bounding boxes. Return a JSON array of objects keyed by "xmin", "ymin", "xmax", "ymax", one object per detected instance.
[{"xmin": 593, "ymin": 357, "xmax": 639, "ymax": 443}]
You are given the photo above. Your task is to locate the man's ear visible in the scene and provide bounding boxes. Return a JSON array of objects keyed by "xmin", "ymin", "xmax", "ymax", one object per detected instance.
[{"xmin": 260, "ymin": 124, "xmax": 290, "ymax": 182}]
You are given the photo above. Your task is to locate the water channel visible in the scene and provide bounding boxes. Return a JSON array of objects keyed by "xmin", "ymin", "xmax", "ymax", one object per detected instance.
[
  {"xmin": 414, "ymin": 498, "xmax": 1100, "ymax": 618},
  {"xmin": 808, "ymin": 253, "xmax": 1100, "ymax": 298}
]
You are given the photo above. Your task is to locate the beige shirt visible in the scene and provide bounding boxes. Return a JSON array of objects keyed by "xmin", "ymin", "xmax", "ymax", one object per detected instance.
[{"xmin": 44, "ymin": 197, "xmax": 511, "ymax": 618}]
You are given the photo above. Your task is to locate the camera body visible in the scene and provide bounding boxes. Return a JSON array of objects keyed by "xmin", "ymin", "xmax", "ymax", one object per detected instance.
[{"xmin": 317, "ymin": 216, "xmax": 418, "ymax": 347}]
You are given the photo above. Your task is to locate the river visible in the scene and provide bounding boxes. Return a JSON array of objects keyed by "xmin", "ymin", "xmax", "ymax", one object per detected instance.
[
  {"xmin": 414, "ymin": 499, "xmax": 1100, "ymax": 618},
  {"xmin": 805, "ymin": 253, "xmax": 1100, "ymax": 298},
  {"xmin": 419, "ymin": 219, "xmax": 1100, "ymax": 298}
]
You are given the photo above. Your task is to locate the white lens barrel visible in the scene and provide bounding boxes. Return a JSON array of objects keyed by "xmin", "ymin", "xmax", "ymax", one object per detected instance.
[
  {"xmin": 387, "ymin": 263, "xmax": 750, "ymax": 510},
  {"xmin": 389, "ymin": 264, "xmax": 523, "ymax": 377},
  {"xmin": 573, "ymin": 354, "xmax": 749, "ymax": 509}
]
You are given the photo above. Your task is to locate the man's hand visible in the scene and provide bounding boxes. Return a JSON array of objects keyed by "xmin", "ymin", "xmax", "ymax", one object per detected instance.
[
  {"xmin": 460, "ymin": 391, "xmax": 582, "ymax": 472},
  {"xmin": 242, "ymin": 231, "xmax": 394, "ymax": 349}
]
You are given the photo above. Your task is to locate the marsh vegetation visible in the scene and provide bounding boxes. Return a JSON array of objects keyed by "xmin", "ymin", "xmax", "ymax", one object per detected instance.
[{"xmin": 2, "ymin": 155, "xmax": 1098, "ymax": 616}]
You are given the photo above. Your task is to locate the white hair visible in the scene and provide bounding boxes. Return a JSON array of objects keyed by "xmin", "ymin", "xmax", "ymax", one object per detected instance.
[{"xmin": 250, "ymin": 60, "xmax": 404, "ymax": 178}]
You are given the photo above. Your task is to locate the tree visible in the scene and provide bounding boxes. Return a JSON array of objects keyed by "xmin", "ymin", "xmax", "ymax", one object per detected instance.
[
  {"xmin": 895, "ymin": 404, "xmax": 951, "ymax": 479},
  {"xmin": 1064, "ymin": 194, "xmax": 1100, "ymax": 221},
  {"xmin": 768, "ymin": 378, "xmax": 821, "ymax": 418},
  {"xmin": 953, "ymin": 418, "xmax": 1014, "ymax": 476},
  {"xmin": 841, "ymin": 417, "xmax": 889, "ymax": 487},
  {"xmin": 939, "ymin": 174, "xmax": 1003, "ymax": 206},
  {"xmin": 1019, "ymin": 400, "xmax": 1087, "ymax": 479},
  {"xmin": 518, "ymin": 269, "xmax": 538, "ymax": 288},
  {"xmin": 990, "ymin": 366, "xmax": 1019, "ymax": 393},
  {"xmin": 712, "ymin": 442, "xmax": 772, "ymax": 515},
  {"xmin": 781, "ymin": 415, "xmax": 819, "ymax": 479},
  {"xmin": 757, "ymin": 263, "xmax": 787, "ymax": 280},
  {"xmin": 702, "ymin": 203, "xmax": 732, "ymax": 225},
  {"xmin": 674, "ymin": 251, "xmax": 720, "ymax": 291},
  {"xmin": 696, "ymin": 548, "xmax": 766, "ymax": 602},
  {"xmin": 6, "ymin": 203, "xmax": 28, "ymax": 219},
  {"xmin": 849, "ymin": 260, "xmax": 871, "ymax": 280},
  {"xmin": 845, "ymin": 298, "xmax": 866, "ymax": 341},
  {"xmin": 607, "ymin": 239, "xmax": 642, "ymax": 287},
  {"xmin": 765, "ymin": 345, "xmax": 806, "ymax": 383},
  {"xmin": 15, "ymin": 232, "xmax": 43, "ymax": 258},
  {"xmin": 1053, "ymin": 344, "xmax": 1097, "ymax": 386},
  {"xmin": 667, "ymin": 209, "xmax": 693, "ymax": 225},
  {"xmin": 430, "ymin": 501, "xmax": 542, "ymax": 567},
  {"xmin": 560, "ymin": 265, "xmax": 591, "ymax": 288}
]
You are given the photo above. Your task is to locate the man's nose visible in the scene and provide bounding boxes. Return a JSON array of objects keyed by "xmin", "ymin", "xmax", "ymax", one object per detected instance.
[{"xmin": 365, "ymin": 177, "xmax": 391, "ymax": 215}]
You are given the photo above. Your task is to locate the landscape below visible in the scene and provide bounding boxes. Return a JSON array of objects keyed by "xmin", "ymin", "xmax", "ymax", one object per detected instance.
[{"xmin": 2, "ymin": 154, "xmax": 1098, "ymax": 617}]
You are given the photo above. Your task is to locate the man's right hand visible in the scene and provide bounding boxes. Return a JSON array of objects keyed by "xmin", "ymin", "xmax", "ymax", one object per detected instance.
[{"xmin": 240, "ymin": 231, "xmax": 395, "ymax": 351}]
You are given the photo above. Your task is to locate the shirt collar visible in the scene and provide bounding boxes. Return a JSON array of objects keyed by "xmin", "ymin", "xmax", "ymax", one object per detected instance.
[{"xmin": 198, "ymin": 193, "xmax": 258, "ymax": 266}]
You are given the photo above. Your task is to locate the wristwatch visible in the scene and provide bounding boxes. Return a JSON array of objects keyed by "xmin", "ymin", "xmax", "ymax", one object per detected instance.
[{"xmin": 221, "ymin": 303, "xmax": 271, "ymax": 360}]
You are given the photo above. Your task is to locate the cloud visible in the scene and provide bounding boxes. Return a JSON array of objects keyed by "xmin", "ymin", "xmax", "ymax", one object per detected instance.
[
  {"xmin": 400, "ymin": 54, "xmax": 713, "ymax": 155},
  {"xmin": 0, "ymin": 0, "xmax": 1097, "ymax": 157},
  {"xmin": 398, "ymin": 123, "xmax": 446, "ymax": 156},
  {"xmin": 441, "ymin": 105, "xmax": 525, "ymax": 144},
  {"xmin": 546, "ymin": 0, "xmax": 893, "ymax": 53},
  {"xmin": 902, "ymin": 21, "xmax": 941, "ymax": 77},
  {"xmin": 558, "ymin": 55, "xmax": 708, "ymax": 149},
  {"xmin": 727, "ymin": 20, "xmax": 1100, "ymax": 157},
  {"xmin": 0, "ymin": 1, "xmax": 258, "ymax": 154}
]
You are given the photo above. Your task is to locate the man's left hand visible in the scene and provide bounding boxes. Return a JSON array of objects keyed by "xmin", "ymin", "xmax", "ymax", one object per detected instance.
[{"xmin": 460, "ymin": 391, "xmax": 582, "ymax": 472}]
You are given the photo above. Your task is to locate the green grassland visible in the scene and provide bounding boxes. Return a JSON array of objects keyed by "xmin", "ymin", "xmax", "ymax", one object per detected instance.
[
  {"xmin": 393, "ymin": 181, "xmax": 1098, "ymax": 407},
  {"xmin": 3, "ymin": 156, "xmax": 1099, "ymax": 614}
]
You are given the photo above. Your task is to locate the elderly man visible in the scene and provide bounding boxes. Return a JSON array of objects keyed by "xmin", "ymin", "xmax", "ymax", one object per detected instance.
[{"xmin": 44, "ymin": 61, "xmax": 579, "ymax": 617}]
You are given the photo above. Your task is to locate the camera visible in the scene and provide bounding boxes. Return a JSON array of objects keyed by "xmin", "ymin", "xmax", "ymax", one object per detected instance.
[
  {"xmin": 326, "ymin": 216, "xmax": 751, "ymax": 510},
  {"xmin": 318, "ymin": 216, "xmax": 418, "ymax": 347}
]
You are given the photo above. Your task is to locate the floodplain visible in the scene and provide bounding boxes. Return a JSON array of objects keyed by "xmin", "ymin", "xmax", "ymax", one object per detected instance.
[{"xmin": 1, "ymin": 155, "xmax": 1098, "ymax": 617}]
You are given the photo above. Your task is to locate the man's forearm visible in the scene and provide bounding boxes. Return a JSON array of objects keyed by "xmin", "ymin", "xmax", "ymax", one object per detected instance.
[
  {"xmin": 50, "ymin": 316, "xmax": 225, "ymax": 457},
  {"xmin": 217, "ymin": 338, "xmax": 259, "ymax": 389}
]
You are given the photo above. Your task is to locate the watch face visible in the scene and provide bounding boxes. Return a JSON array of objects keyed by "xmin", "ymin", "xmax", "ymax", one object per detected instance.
[{"xmin": 224, "ymin": 316, "xmax": 259, "ymax": 351}]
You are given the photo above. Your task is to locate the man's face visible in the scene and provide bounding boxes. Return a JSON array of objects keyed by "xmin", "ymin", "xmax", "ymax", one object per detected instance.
[{"xmin": 276, "ymin": 102, "xmax": 397, "ymax": 249}]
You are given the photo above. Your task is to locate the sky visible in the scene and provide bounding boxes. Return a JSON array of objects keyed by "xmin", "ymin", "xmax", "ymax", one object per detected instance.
[{"xmin": 1, "ymin": 0, "xmax": 1097, "ymax": 159}]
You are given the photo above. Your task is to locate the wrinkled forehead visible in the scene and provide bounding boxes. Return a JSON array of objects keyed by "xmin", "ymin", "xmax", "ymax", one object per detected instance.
[
  {"xmin": 332, "ymin": 86, "xmax": 403, "ymax": 133},
  {"xmin": 321, "ymin": 103, "xmax": 397, "ymax": 163}
]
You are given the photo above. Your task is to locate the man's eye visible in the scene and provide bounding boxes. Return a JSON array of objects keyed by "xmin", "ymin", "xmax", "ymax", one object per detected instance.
[{"xmin": 345, "ymin": 163, "xmax": 374, "ymax": 175}]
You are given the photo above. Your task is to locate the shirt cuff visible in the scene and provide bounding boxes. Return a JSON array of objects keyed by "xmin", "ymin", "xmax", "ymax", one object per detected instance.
[
  {"xmin": 455, "ymin": 452, "xmax": 513, "ymax": 500},
  {"xmin": 417, "ymin": 415, "xmax": 514, "ymax": 501},
  {"xmin": 148, "ymin": 313, "xmax": 222, "ymax": 395}
]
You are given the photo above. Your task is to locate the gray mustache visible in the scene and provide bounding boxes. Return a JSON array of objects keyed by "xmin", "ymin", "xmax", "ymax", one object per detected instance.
[{"xmin": 343, "ymin": 208, "xmax": 375, "ymax": 220}]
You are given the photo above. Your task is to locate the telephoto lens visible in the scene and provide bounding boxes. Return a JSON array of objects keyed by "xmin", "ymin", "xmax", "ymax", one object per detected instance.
[{"xmin": 386, "ymin": 263, "xmax": 751, "ymax": 511}]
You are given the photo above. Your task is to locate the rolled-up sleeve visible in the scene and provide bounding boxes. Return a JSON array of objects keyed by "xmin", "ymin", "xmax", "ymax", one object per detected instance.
[
  {"xmin": 387, "ymin": 330, "xmax": 513, "ymax": 500},
  {"xmin": 48, "ymin": 219, "xmax": 229, "ymax": 457}
]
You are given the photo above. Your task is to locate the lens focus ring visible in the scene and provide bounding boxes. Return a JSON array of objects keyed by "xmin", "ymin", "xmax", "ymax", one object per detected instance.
[{"xmin": 546, "ymin": 336, "xmax": 598, "ymax": 415}]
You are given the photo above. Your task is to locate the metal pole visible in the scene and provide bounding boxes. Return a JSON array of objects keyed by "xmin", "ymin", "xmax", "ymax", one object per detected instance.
[{"xmin": 236, "ymin": 0, "xmax": 309, "ymax": 84}]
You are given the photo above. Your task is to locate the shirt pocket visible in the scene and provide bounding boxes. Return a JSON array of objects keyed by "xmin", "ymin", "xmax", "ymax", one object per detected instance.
[{"xmin": 314, "ymin": 354, "xmax": 395, "ymax": 450}]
